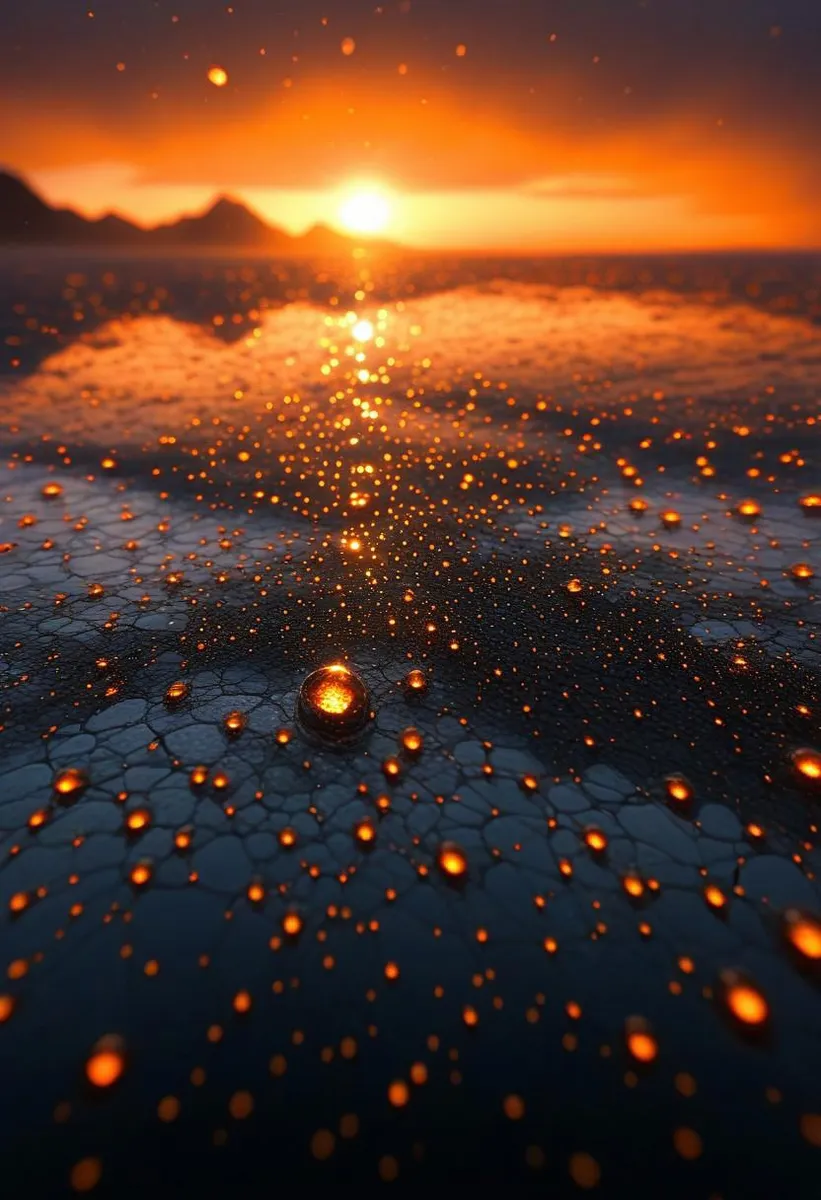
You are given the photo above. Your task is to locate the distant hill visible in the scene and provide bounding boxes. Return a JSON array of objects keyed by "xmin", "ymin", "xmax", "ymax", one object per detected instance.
[{"xmin": 0, "ymin": 170, "xmax": 392, "ymax": 253}]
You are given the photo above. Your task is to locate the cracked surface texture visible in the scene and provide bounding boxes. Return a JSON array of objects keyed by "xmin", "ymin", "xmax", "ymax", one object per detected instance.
[{"xmin": 1, "ymin": 252, "xmax": 820, "ymax": 1198}]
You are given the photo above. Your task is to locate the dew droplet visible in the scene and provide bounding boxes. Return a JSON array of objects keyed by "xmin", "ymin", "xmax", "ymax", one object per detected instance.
[{"xmin": 297, "ymin": 663, "xmax": 370, "ymax": 740}]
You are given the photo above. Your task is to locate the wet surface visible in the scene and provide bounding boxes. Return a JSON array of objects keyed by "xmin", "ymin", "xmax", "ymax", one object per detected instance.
[{"xmin": 1, "ymin": 252, "xmax": 820, "ymax": 1197}]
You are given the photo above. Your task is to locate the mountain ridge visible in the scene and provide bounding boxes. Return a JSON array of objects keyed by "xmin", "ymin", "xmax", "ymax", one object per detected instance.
[{"xmin": 0, "ymin": 170, "xmax": 392, "ymax": 253}]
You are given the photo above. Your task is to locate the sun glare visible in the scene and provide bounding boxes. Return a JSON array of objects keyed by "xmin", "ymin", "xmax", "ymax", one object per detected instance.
[{"xmin": 338, "ymin": 187, "xmax": 392, "ymax": 236}]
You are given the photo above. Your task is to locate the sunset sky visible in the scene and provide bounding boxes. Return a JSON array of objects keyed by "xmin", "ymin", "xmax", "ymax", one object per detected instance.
[{"xmin": 2, "ymin": 0, "xmax": 820, "ymax": 251}]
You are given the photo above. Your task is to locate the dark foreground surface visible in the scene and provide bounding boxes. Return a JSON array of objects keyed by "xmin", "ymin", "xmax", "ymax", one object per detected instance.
[{"xmin": 1, "ymin": 251, "xmax": 820, "ymax": 1198}]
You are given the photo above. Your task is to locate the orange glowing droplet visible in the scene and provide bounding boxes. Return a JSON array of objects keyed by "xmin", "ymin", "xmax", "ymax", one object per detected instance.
[
  {"xmin": 54, "ymin": 768, "xmax": 89, "ymax": 800},
  {"xmin": 354, "ymin": 819, "xmax": 377, "ymax": 846},
  {"xmin": 0, "ymin": 994, "xmax": 15, "ymax": 1022},
  {"xmin": 720, "ymin": 970, "xmax": 769, "ymax": 1027},
  {"xmin": 438, "ymin": 842, "xmax": 468, "ymax": 880},
  {"xmin": 661, "ymin": 509, "xmax": 682, "ymax": 528},
  {"xmin": 41, "ymin": 481, "xmax": 63, "ymax": 499},
  {"xmin": 566, "ymin": 577, "xmax": 583, "ymax": 594},
  {"xmin": 223, "ymin": 710, "xmax": 247, "ymax": 735},
  {"xmin": 798, "ymin": 494, "xmax": 821, "ymax": 515},
  {"xmin": 664, "ymin": 774, "xmax": 693, "ymax": 804},
  {"xmin": 783, "ymin": 909, "xmax": 821, "ymax": 960},
  {"xmin": 247, "ymin": 880, "xmax": 265, "ymax": 904},
  {"xmin": 298, "ymin": 664, "xmax": 370, "ymax": 739},
  {"xmin": 520, "ymin": 773, "xmax": 539, "ymax": 793},
  {"xmin": 282, "ymin": 912, "xmax": 303, "ymax": 937},
  {"xmin": 462, "ymin": 1004, "xmax": 479, "ymax": 1027},
  {"xmin": 404, "ymin": 668, "xmax": 428, "ymax": 696},
  {"xmin": 625, "ymin": 1017, "xmax": 658, "ymax": 1063},
  {"xmin": 129, "ymin": 860, "xmax": 153, "ymax": 888},
  {"xmin": 9, "ymin": 891, "xmax": 30, "ymax": 914},
  {"xmin": 233, "ymin": 990, "xmax": 252, "ymax": 1014},
  {"xmin": 341, "ymin": 36, "xmax": 356, "ymax": 56},
  {"xmin": 736, "ymin": 499, "xmax": 761, "ymax": 520},
  {"xmin": 278, "ymin": 827, "xmax": 297, "ymax": 848},
  {"xmin": 189, "ymin": 765, "xmax": 208, "ymax": 787},
  {"xmin": 790, "ymin": 562, "xmax": 814, "ymax": 581},
  {"xmin": 208, "ymin": 65, "xmax": 228, "ymax": 87},
  {"xmin": 275, "ymin": 728, "xmax": 292, "ymax": 745},
  {"xmin": 85, "ymin": 1036, "xmax": 126, "ymax": 1087},
  {"xmin": 382, "ymin": 756, "xmax": 401, "ymax": 779},
  {"xmin": 165, "ymin": 680, "xmax": 189, "ymax": 705},
  {"xmin": 401, "ymin": 727, "xmax": 423, "ymax": 755},
  {"xmin": 125, "ymin": 808, "xmax": 151, "ymax": 834},
  {"xmin": 629, "ymin": 497, "xmax": 649, "ymax": 514},
  {"xmin": 584, "ymin": 828, "xmax": 608, "ymax": 853},
  {"xmin": 388, "ymin": 1079, "xmax": 409, "ymax": 1106},
  {"xmin": 704, "ymin": 884, "xmax": 727, "ymax": 910},
  {"xmin": 792, "ymin": 748, "xmax": 821, "ymax": 781}
]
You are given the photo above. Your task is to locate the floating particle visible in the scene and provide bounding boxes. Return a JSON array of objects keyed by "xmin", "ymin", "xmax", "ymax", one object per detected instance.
[
  {"xmin": 341, "ymin": 37, "xmax": 356, "ymax": 55},
  {"xmin": 297, "ymin": 663, "xmax": 370, "ymax": 740},
  {"xmin": 85, "ymin": 1035, "xmax": 126, "ymax": 1087},
  {"xmin": 629, "ymin": 497, "xmax": 648, "ymax": 514},
  {"xmin": 660, "ymin": 509, "xmax": 682, "ymax": 529},
  {"xmin": 208, "ymin": 65, "xmax": 228, "ymax": 86},
  {"xmin": 625, "ymin": 1016, "xmax": 658, "ymax": 1063},
  {"xmin": 41, "ymin": 481, "xmax": 63, "ymax": 499}
]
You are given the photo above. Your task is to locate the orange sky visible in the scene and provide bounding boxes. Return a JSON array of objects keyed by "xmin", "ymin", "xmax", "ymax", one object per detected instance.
[{"xmin": 3, "ymin": 1, "xmax": 821, "ymax": 251}]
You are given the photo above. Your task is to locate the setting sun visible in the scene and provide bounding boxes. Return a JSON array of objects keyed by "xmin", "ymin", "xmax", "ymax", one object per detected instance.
[{"xmin": 338, "ymin": 187, "xmax": 392, "ymax": 235}]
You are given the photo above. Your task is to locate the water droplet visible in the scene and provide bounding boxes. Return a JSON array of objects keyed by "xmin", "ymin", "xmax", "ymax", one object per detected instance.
[{"xmin": 297, "ymin": 663, "xmax": 370, "ymax": 740}]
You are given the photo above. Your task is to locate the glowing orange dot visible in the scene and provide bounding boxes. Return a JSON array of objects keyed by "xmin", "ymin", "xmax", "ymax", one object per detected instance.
[
  {"xmin": 208, "ymin": 65, "xmax": 228, "ymax": 87},
  {"xmin": 783, "ymin": 909, "xmax": 821, "ymax": 960},
  {"xmin": 54, "ymin": 768, "xmax": 89, "ymax": 799},
  {"xmin": 736, "ymin": 499, "xmax": 761, "ymax": 519},
  {"xmin": 790, "ymin": 563, "xmax": 814, "ymax": 581},
  {"xmin": 792, "ymin": 748, "xmax": 821, "ymax": 781},
  {"xmin": 223, "ymin": 710, "xmax": 246, "ymax": 735},
  {"xmin": 85, "ymin": 1038, "xmax": 126, "ymax": 1087},
  {"xmin": 165, "ymin": 680, "xmax": 189, "ymax": 705},
  {"xmin": 341, "ymin": 36, "xmax": 356, "ymax": 55},
  {"xmin": 462, "ymin": 1005, "xmax": 479, "ymax": 1027},
  {"xmin": 189, "ymin": 765, "xmax": 208, "ymax": 787},
  {"xmin": 233, "ymin": 990, "xmax": 252, "ymax": 1014},
  {"xmin": 247, "ymin": 881, "xmax": 265, "ymax": 904},
  {"xmin": 584, "ymin": 828, "xmax": 607, "ymax": 853},
  {"xmin": 437, "ymin": 842, "xmax": 468, "ymax": 879},
  {"xmin": 405, "ymin": 668, "xmax": 428, "ymax": 695},
  {"xmin": 625, "ymin": 1018, "xmax": 658, "ymax": 1063},
  {"xmin": 660, "ymin": 509, "xmax": 681, "ymax": 528},
  {"xmin": 0, "ymin": 994, "xmax": 14, "ymax": 1022},
  {"xmin": 355, "ymin": 819, "xmax": 377, "ymax": 845},
  {"xmin": 282, "ymin": 912, "xmax": 303, "ymax": 936},
  {"xmin": 566, "ymin": 577, "xmax": 583, "ymax": 594},
  {"xmin": 41, "ymin": 481, "xmax": 63, "ymax": 499},
  {"xmin": 9, "ymin": 892, "xmax": 29, "ymax": 914},
  {"xmin": 388, "ymin": 1080, "xmax": 410, "ymax": 1106},
  {"xmin": 401, "ymin": 727, "xmax": 423, "ymax": 754},
  {"xmin": 664, "ymin": 774, "xmax": 693, "ymax": 803},
  {"xmin": 722, "ymin": 972, "xmax": 768, "ymax": 1026},
  {"xmin": 278, "ymin": 827, "xmax": 297, "ymax": 848},
  {"xmin": 129, "ymin": 860, "xmax": 152, "ymax": 887},
  {"xmin": 704, "ymin": 884, "xmax": 727, "ymax": 910},
  {"xmin": 70, "ymin": 1157, "xmax": 103, "ymax": 1193},
  {"xmin": 125, "ymin": 808, "xmax": 151, "ymax": 834},
  {"xmin": 799, "ymin": 494, "xmax": 821, "ymax": 514}
]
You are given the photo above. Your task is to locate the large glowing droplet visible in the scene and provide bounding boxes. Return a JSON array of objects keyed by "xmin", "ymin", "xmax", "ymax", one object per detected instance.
[{"xmin": 297, "ymin": 663, "xmax": 370, "ymax": 740}]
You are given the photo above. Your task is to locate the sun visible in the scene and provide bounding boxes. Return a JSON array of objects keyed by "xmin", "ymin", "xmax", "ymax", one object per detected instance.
[{"xmin": 338, "ymin": 187, "xmax": 392, "ymax": 236}]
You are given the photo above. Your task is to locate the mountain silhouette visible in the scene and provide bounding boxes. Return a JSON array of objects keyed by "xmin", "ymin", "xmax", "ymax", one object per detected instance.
[{"xmin": 0, "ymin": 170, "xmax": 392, "ymax": 252}]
